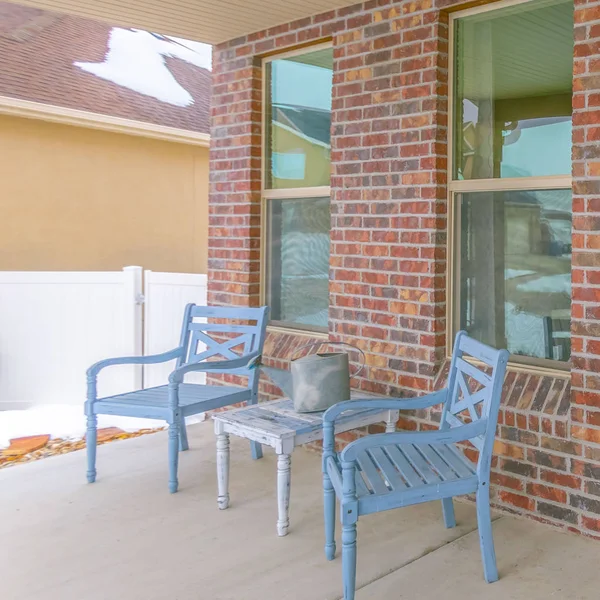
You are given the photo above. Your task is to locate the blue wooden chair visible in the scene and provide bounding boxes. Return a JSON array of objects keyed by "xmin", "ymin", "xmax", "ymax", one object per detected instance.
[
  {"xmin": 85, "ymin": 304, "xmax": 269, "ymax": 493},
  {"xmin": 322, "ymin": 331, "xmax": 509, "ymax": 599}
]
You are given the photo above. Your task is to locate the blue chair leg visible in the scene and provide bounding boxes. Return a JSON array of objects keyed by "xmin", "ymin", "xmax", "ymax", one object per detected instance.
[
  {"xmin": 168, "ymin": 417, "xmax": 180, "ymax": 493},
  {"xmin": 86, "ymin": 414, "xmax": 97, "ymax": 483},
  {"xmin": 179, "ymin": 414, "xmax": 189, "ymax": 451},
  {"xmin": 324, "ymin": 471, "xmax": 336, "ymax": 560},
  {"xmin": 442, "ymin": 497, "xmax": 456, "ymax": 528},
  {"xmin": 476, "ymin": 485, "xmax": 499, "ymax": 583},
  {"xmin": 342, "ymin": 522, "xmax": 358, "ymax": 600},
  {"xmin": 251, "ymin": 441, "xmax": 263, "ymax": 460}
]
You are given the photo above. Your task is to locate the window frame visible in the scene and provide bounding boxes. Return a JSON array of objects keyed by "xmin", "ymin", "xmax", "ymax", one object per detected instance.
[
  {"xmin": 447, "ymin": 0, "xmax": 573, "ymax": 373},
  {"xmin": 260, "ymin": 41, "xmax": 333, "ymax": 335}
]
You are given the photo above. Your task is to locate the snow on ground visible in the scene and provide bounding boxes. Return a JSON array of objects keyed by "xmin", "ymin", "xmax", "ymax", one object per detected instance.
[
  {"xmin": 75, "ymin": 28, "xmax": 212, "ymax": 107},
  {"xmin": 0, "ymin": 405, "xmax": 204, "ymax": 449},
  {"xmin": 516, "ymin": 273, "xmax": 571, "ymax": 294}
]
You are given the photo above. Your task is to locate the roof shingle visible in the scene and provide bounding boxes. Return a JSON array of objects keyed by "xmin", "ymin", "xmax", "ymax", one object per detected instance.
[{"xmin": 0, "ymin": 2, "xmax": 211, "ymax": 133}]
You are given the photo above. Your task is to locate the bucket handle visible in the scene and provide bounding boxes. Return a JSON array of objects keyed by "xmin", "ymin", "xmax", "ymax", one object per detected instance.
[{"xmin": 290, "ymin": 341, "xmax": 365, "ymax": 380}]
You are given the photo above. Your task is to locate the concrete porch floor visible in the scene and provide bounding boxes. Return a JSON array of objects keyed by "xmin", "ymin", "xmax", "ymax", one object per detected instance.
[{"xmin": 1, "ymin": 421, "xmax": 598, "ymax": 600}]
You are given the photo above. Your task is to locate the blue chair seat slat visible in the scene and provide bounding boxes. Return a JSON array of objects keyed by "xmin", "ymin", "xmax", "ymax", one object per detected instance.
[
  {"xmin": 327, "ymin": 455, "xmax": 371, "ymax": 498},
  {"xmin": 97, "ymin": 384, "xmax": 248, "ymax": 407},
  {"xmin": 368, "ymin": 447, "xmax": 407, "ymax": 491},
  {"xmin": 399, "ymin": 444, "xmax": 443, "ymax": 484},
  {"xmin": 415, "ymin": 444, "xmax": 460, "ymax": 482},
  {"xmin": 354, "ymin": 469, "xmax": 372, "ymax": 497},
  {"xmin": 95, "ymin": 385, "xmax": 252, "ymax": 420},
  {"xmin": 383, "ymin": 444, "xmax": 423, "ymax": 488},
  {"xmin": 435, "ymin": 443, "xmax": 476, "ymax": 478},
  {"xmin": 356, "ymin": 450, "xmax": 389, "ymax": 494}
]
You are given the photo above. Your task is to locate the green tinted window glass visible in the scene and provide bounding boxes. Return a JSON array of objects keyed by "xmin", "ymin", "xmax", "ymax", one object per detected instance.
[
  {"xmin": 454, "ymin": 0, "xmax": 574, "ymax": 179},
  {"xmin": 266, "ymin": 197, "xmax": 330, "ymax": 330},
  {"xmin": 265, "ymin": 48, "xmax": 333, "ymax": 189},
  {"xmin": 458, "ymin": 189, "xmax": 571, "ymax": 363}
]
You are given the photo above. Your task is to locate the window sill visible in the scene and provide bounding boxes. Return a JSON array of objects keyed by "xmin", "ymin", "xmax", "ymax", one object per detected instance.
[
  {"xmin": 451, "ymin": 353, "xmax": 571, "ymax": 379},
  {"xmin": 266, "ymin": 324, "xmax": 329, "ymax": 339}
]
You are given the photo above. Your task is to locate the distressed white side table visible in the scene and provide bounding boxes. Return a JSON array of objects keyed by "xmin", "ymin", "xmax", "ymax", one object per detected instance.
[{"xmin": 212, "ymin": 398, "xmax": 399, "ymax": 536}]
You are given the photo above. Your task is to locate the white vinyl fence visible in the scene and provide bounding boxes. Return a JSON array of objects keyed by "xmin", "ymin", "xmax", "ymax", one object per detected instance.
[
  {"xmin": 0, "ymin": 267, "xmax": 207, "ymax": 410},
  {"xmin": 143, "ymin": 271, "xmax": 207, "ymax": 388}
]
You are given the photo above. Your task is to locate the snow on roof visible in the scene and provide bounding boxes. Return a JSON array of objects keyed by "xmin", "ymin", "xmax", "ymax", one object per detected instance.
[
  {"xmin": 75, "ymin": 29, "xmax": 211, "ymax": 108},
  {"xmin": 0, "ymin": 2, "xmax": 212, "ymax": 133}
]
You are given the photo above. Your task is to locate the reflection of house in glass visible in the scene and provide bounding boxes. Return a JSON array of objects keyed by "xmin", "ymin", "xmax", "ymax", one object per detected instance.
[
  {"xmin": 461, "ymin": 189, "xmax": 571, "ymax": 363},
  {"xmin": 276, "ymin": 197, "xmax": 330, "ymax": 329},
  {"xmin": 505, "ymin": 190, "xmax": 571, "ymax": 361},
  {"xmin": 270, "ymin": 104, "xmax": 331, "ymax": 186}
]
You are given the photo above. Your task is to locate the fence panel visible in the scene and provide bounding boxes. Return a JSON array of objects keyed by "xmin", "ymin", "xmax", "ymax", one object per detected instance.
[
  {"xmin": 143, "ymin": 271, "xmax": 208, "ymax": 388},
  {"xmin": 0, "ymin": 266, "xmax": 142, "ymax": 409}
]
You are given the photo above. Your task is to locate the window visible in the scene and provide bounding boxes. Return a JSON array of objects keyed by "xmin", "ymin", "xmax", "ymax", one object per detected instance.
[
  {"xmin": 263, "ymin": 44, "xmax": 333, "ymax": 331},
  {"xmin": 450, "ymin": 0, "xmax": 573, "ymax": 368}
]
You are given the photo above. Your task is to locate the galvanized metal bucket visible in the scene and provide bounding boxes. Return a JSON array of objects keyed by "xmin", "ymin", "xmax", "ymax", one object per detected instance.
[{"xmin": 260, "ymin": 342, "xmax": 364, "ymax": 413}]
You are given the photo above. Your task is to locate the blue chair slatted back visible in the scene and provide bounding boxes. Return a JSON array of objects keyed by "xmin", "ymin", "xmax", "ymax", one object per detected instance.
[
  {"xmin": 441, "ymin": 331, "xmax": 509, "ymax": 472},
  {"xmin": 177, "ymin": 304, "xmax": 269, "ymax": 390}
]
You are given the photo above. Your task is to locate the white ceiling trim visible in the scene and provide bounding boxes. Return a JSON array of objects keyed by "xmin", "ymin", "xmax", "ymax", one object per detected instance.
[{"xmin": 3, "ymin": 0, "xmax": 357, "ymax": 44}]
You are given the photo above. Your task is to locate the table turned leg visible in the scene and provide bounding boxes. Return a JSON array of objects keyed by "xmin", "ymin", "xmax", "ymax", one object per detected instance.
[
  {"xmin": 277, "ymin": 453, "xmax": 292, "ymax": 536},
  {"xmin": 216, "ymin": 431, "xmax": 230, "ymax": 510}
]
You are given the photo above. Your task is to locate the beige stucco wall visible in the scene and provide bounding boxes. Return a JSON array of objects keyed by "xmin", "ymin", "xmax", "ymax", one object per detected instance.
[{"xmin": 0, "ymin": 114, "xmax": 208, "ymax": 273}]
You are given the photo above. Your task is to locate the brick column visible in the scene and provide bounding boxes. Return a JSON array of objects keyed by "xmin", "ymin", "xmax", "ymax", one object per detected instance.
[
  {"xmin": 208, "ymin": 48, "xmax": 262, "ymax": 307},
  {"xmin": 330, "ymin": 2, "xmax": 449, "ymax": 397},
  {"xmin": 571, "ymin": 0, "xmax": 600, "ymax": 534}
]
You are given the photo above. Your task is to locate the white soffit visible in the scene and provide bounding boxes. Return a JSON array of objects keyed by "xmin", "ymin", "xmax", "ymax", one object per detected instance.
[{"xmin": 3, "ymin": 0, "xmax": 358, "ymax": 44}]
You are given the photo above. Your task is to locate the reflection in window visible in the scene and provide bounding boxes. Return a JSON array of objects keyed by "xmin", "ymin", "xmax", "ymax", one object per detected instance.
[
  {"xmin": 271, "ymin": 152, "xmax": 306, "ymax": 180},
  {"xmin": 459, "ymin": 189, "xmax": 572, "ymax": 363},
  {"xmin": 265, "ymin": 47, "xmax": 333, "ymax": 189},
  {"xmin": 266, "ymin": 197, "xmax": 330, "ymax": 330},
  {"xmin": 454, "ymin": 0, "xmax": 574, "ymax": 179}
]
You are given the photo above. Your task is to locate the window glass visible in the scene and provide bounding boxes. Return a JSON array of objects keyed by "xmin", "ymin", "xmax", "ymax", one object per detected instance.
[
  {"xmin": 454, "ymin": 0, "xmax": 574, "ymax": 179},
  {"xmin": 265, "ymin": 48, "xmax": 333, "ymax": 189},
  {"xmin": 458, "ymin": 189, "xmax": 572, "ymax": 363},
  {"xmin": 266, "ymin": 197, "xmax": 330, "ymax": 330}
]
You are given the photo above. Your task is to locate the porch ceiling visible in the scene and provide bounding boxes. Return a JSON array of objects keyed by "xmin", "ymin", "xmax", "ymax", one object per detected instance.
[{"xmin": 4, "ymin": 0, "xmax": 357, "ymax": 44}]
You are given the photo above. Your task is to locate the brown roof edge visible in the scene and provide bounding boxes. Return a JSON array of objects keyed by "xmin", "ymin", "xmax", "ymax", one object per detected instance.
[{"xmin": 0, "ymin": 94, "xmax": 210, "ymax": 146}]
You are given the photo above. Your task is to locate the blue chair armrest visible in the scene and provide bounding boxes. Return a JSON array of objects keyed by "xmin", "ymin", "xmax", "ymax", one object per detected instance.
[
  {"xmin": 87, "ymin": 347, "xmax": 185, "ymax": 378},
  {"xmin": 340, "ymin": 419, "xmax": 487, "ymax": 462},
  {"xmin": 323, "ymin": 389, "xmax": 447, "ymax": 423},
  {"xmin": 168, "ymin": 350, "xmax": 261, "ymax": 384}
]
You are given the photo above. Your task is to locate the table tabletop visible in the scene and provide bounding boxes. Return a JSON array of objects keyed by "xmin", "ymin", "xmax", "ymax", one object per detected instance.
[{"xmin": 212, "ymin": 396, "xmax": 398, "ymax": 452}]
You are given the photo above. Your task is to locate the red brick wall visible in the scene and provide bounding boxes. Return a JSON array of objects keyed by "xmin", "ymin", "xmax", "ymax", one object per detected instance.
[
  {"xmin": 209, "ymin": 0, "xmax": 600, "ymax": 538},
  {"xmin": 210, "ymin": 0, "xmax": 449, "ymax": 396}
]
